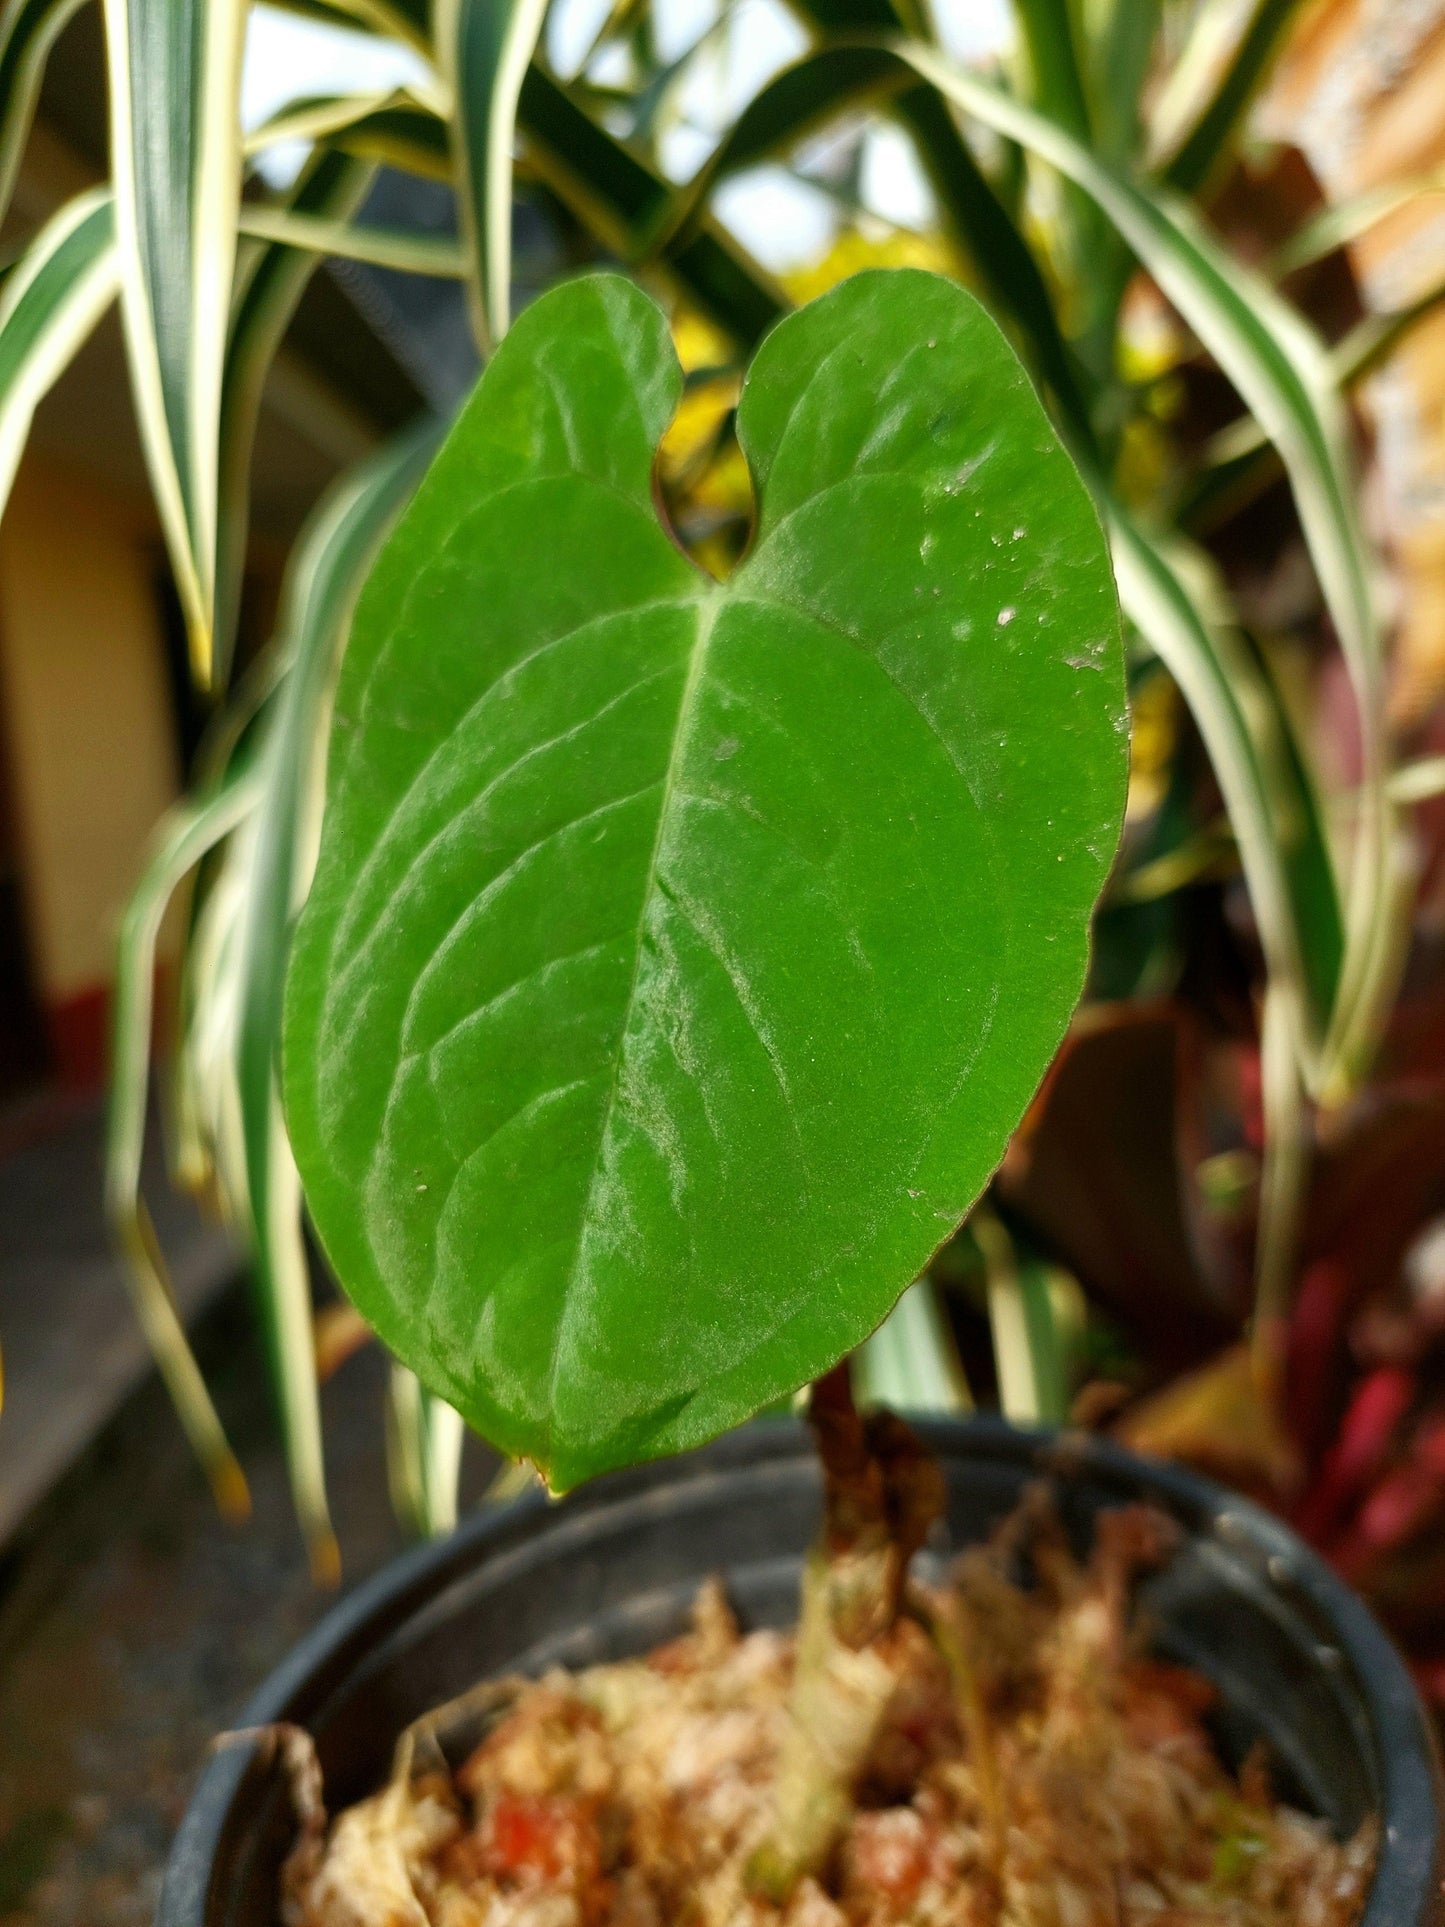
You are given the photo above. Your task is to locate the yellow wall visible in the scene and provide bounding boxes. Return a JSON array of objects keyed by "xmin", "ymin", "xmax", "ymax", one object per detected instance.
[{"xmin": 0, "ymin": 457, "xmax": 178, "ymax": 1019}]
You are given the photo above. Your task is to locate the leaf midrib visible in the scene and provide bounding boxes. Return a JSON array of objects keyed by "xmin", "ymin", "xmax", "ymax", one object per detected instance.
[{"xmin": 543, "ymin": 578, "xmax": 723, "ymax": 1447}]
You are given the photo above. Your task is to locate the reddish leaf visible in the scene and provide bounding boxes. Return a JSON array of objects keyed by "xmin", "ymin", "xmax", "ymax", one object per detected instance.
[
  {"xmin": 1294, "ymin": 1364, "xmax": 1416, "ymax": 1546},
  {"xmin": 1303, "ymin": 1088, "xmax": 1445, "ymax": 1300},
  {"xmin": 1283, "ymin": 1260, "xmax": 1352, "ymax": 1469},
  {"xmin": 997, "ymin": 1005, "xmax": 1242, "ymax": 1370}
]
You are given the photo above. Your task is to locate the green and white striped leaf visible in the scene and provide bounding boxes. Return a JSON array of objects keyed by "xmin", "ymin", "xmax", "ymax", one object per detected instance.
[
  {"xmin": 653, "ymin": 43, "xmax": 1091, "ymax": 441},
  {"xmin": 1010, "ymin": 0, "xmax": 1110, "ymax": 338},
  {"xmin": 1087, "ymin": 0, "xmax": 1162, "ymax": 163},
  {"xmin": 103, "ymin": 0, "xmax": 247, "ymax": 686},
  {"xmin": 0, "ymin": 0, "xmax": 86, "ymax": 225},
  {"xmin": 852, "ymin": 1278, "xmax": 970, "ymax": 1415},
  {"xmin": 1151, "ymin": 0, "xmax": 1305, "ymax": 194},
  {"xmin": 0, "ymin": 186, "xmax": 117, "ymax": 519},
  {"xmin": 105, "ymin": 754, "xmax": 262, "ymax": 1521},
  {"xmin": 218, "ymin": 147, "xmax": 377, "ymax": 681},
  {"xmin": 245, "ymin": 87, "xmax": 450, "ymax": 180},
  {"xmin": 783, "ymin": 0, "xmax": 1095, "ymax": 423},
  {"xmin": 972, "ymin": 1208, "xmax": 1068, "ymax": 1426},
  {"xmin": 1108, "ymin": 507, "xmax": 1343, "ymax": 1071},
  {"xmin": 235, "ymin": 205, "xmax": 467, "ymax": 277},
  {"xmin": 438, "ymin": 0, "xmax": 548, "ymax": 349},
  {"xmin": 1187, "ymin": 271, "xmax": 1445, "ymax": 538},
  {"xmin": 1013, "ymin": 0, "xmax": 1092, "ymax": 143},
  {"xmin": 517, "ymin": 65, "xmax": 785, "ymax": 349},
  {"xmin": 169, "ymin": 803, "xmax": 250, "ymax": 1205},
  {"xmin": 1272, "ymin": 170, "xmax": 1445, "ymax": 278},
  {"xmin": 1252, "ymin": 978, "xmax": 1308, "ymax": 1383},
  {"xmin": 274, "ymin": 0, "xmax": 431, "ymax": 53},
  {"xmin": 232, "ymin": 421, "xmax": 437, "ymax": 1575},
  {"xmin": 287, "ymin": 68, "xmax": 789, "ymax": 351},
  {"xmin": 385, "ymin": 1364, "xmax": 466, "ymax": 1536}
]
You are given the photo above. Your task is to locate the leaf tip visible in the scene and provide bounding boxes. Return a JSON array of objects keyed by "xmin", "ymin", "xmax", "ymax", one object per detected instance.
[
  {"xmin": 307, "ymin": 1525, "xmax": 343, "ymax": 1590},
  {"xmin": 211, "ymin": 1452, "xmax": 253, "ymax": 1524}
]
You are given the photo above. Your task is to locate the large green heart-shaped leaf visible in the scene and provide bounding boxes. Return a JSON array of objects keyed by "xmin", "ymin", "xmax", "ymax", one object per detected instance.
[{"xmin": 283, "ymin": 268, "xmax": 1125, "ymax": 1489}]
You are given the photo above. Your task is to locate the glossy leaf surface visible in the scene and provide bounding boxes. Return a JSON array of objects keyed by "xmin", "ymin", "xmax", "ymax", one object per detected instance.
[{"xmin": 284, "ymin": 269, "xmax": 1126, "ymax": 1488}]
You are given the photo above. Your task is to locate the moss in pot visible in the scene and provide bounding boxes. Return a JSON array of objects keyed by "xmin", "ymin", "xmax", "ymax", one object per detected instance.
[
  {"xmin": 163, "ymin": 1425, "xmax": 1440, "ymax": 1926},
  {"xmin": 163, "ymin": 268, "xmax": 1437, "ymax": 1923}
]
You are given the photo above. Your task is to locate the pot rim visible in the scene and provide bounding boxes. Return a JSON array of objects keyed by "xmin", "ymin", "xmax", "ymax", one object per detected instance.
[{"xmin": 160, "ymin": 1416, "xmax": 1443, "ymax": 1927}]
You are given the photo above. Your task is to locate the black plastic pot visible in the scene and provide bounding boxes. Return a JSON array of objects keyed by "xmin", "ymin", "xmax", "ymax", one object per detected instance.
[{"xmin": 159, "ymin": 1418, "xmax": 1443, "ymax": 1926}]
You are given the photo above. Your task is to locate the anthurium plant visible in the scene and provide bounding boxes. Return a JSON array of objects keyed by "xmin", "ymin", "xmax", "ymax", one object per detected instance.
[
  {"xmin": 26, "ymin": 0, "xmax": 1431, "ymax": 1572},
  {"xmin": 282, "ymin": 266, "xmax": 1127, "ymax": 1488}
]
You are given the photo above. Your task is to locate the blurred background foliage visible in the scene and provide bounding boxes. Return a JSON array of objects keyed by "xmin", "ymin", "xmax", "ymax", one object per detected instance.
[{"xmin": 2, "ymin": 0, "xmax": 1443, "ymax": 1699}]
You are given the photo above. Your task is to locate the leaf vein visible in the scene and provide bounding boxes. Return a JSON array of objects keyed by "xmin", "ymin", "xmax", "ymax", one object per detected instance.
[
  {"xmin": 332, "ymin": 600, "xmax": 698, "ymax": 969},
  {"xmin": 405, "ymin": 934, "xmax": 625, "ymax": 1063},
  {"xmin": 657, "ymin": 878, "xmax": 803, "ymax": 1128},
  {"xmin": 395, "ymin": 777, "xmax": 666, "ymax": 1049},
  {"xmin": 334, "ymin": 668, "xmax": 677, "ymax": 1008}
]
